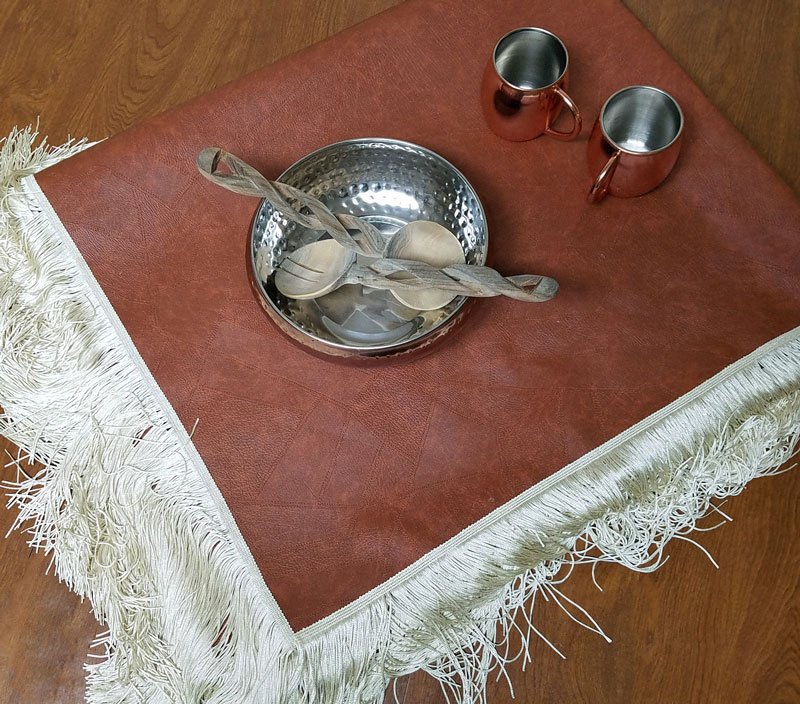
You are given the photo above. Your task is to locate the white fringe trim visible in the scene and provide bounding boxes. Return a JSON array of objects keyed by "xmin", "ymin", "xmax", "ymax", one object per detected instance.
[
  {"xmin": 1, "ymin": 127, "xmax": 292, "ymax": 704},
  {"xmin": 1, "ymin": 126, "xmax": 798, "ymax": 704}
]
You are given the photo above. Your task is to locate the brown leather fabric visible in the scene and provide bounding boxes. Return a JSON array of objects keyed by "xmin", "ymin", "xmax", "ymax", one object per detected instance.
[{"xmin": 36, "ymin": 0, "xmax": 800, "ymax": 631}]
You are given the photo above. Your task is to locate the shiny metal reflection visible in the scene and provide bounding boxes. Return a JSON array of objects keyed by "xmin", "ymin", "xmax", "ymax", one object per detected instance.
[
  {"xmin": 587, "ymin": 85, "xmax": 684, "ymax": 203},
  {"xmin": 481, "ymin": 27, "xmax": 582, "ymax": 142},
  {"xmin": 249, "ymin": 138, "xmax": 488, "ymax": 359},
  {"xmin": 494, "ymin": 27, "xmax": 567, "ymax": 91},
  {"xmin": 601, "ymin": 85, "xmax": 683, "ymax": 153}
]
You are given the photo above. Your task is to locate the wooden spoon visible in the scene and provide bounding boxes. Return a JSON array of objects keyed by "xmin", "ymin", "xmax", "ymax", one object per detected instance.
[
  {"xmin": 384, "ymin": 221, "xmax": 466, "ymax": 310},
  {"xmin": 273, "ymin": 239, "xmax": 356, "ymax": 299},
  {"xmin": 274, "ymin": 220, "xmax": 464, "ymax": 306},
  {"xmin": 272, "ymin": 234, "xmax": 557, "ymax": 305}
]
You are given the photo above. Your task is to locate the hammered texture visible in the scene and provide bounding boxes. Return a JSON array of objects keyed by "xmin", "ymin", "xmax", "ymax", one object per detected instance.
[{"xmin": 251, "ymin": 139, "xmax": 487, "ymax": 354}]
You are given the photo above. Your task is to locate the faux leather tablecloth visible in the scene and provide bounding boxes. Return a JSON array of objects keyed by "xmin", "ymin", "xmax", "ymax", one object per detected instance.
[{"xmin": 34, "ymin": 0, "xmax": 800, "ymax": 631}]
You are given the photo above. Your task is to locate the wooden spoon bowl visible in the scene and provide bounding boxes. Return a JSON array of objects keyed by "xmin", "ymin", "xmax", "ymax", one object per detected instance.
[{"xmin": 384, "ymin": 221, "xmax": 466, "ymax": 311}]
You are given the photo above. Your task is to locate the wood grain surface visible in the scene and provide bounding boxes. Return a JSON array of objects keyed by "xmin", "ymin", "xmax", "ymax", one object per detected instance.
[{"xmin": 0, "ymin": 1, "xmax": 798, "ymax": 702}]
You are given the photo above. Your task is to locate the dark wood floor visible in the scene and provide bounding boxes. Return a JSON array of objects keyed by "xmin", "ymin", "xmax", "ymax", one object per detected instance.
[{"xmin": 1, "ymin": 1, "xmax": 798, "ymax": 702}]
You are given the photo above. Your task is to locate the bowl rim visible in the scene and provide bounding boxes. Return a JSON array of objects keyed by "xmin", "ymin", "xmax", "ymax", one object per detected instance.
[{"xmin": 249, "ymin": 137, "xmax": 489, "ymax": 356}]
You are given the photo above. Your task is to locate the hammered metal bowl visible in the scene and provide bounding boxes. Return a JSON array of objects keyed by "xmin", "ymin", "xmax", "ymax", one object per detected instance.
[{"xmin": 250, "ymin": 138, "xmax": 488, "ymax": 359}]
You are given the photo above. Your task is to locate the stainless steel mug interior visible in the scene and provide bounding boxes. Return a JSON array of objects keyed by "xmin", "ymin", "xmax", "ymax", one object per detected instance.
[
  {"xmin": 600, "ymin": 86, "xmax": 683, "ymax": 154},
  {"xmin": 587, "ymin": 85, "xmax": 684, "ymax": 202},
  {"xmin": 494, "ymin": 27, "xmax": 568, "ymax": 90},
  {"xmin": 482, "ymin": 27, "xmax": 581, "ymax": 141}
]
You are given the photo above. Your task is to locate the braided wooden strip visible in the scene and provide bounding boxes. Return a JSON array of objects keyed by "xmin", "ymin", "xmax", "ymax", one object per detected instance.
[
  {"xmin": 199, "ymin": 147, "xmax": 558, "ymax": 303},
  {"xmin": 354, "ymin": 259, "xmax": 558, "ymax": 302},
  {"xmin": 197, "ymin": 147, "xmax": 385, "ymax": 256}
]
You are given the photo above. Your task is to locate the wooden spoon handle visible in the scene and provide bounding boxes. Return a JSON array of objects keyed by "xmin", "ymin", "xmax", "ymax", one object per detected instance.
[
  {"xmin": 196, "ymin": 147, "xmax": 385, "ymax": 256},
  {"xmin": 346, "ymin": 259, "xmax": 557, "ymax": 302}
]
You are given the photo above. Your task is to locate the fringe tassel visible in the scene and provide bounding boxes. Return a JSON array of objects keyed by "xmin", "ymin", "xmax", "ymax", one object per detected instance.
[
  {"xmin": 1, "ymin": 125, "xmax": 798, "ymax": 704},
  {"xmin": 1, "ymin": 126, "xmax": 290, "ymax": 704}
]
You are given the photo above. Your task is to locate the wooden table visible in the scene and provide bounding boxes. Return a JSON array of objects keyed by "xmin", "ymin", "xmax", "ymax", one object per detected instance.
[{"xmin": 1, "ymin": 1, "xmax": 798, "ymax": 701}]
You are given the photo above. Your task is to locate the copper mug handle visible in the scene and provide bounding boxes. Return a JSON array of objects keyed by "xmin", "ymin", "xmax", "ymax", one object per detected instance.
[
  {"xmin": 544, "ymin": 86, "xmax": 582, "ymax": 141},
  {"xmin": 587, "ymin": 150, "xmax": 620, "ymax": 203}
]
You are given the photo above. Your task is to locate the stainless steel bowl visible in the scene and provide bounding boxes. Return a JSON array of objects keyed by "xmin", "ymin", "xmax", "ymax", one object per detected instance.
[{"xmin": 250, "ymin": 138, "xmax": 488, "ymax": 359}]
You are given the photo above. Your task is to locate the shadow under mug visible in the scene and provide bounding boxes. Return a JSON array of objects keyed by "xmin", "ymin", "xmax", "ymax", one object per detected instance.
[
  {"xmin": 481, "ymin": 27, "xmax": 582, "ymax": 142},
  {"xmin": 587, "ymin": 85, "xmax": 684, "ymax": 203}
]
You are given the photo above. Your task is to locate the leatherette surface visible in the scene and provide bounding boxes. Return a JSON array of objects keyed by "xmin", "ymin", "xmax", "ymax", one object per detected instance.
[{"xmin": 36, "ymin": 0, "xmax": 800, "ymax": 629}]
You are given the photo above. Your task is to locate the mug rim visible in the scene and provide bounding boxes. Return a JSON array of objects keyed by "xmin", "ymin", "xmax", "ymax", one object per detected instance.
[
  {"xmin": 599, "ymin": 85, "xmax": 685, "ymax": 155},
  {"xmin": 492, "ymin": 27, "xmax": 569, "ymax": 92}
]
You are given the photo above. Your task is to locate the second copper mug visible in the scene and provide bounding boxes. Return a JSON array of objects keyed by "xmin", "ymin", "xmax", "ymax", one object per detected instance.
[
  {"xmin": 587, "ymin": 85, "xmax": 684, "ymax": 203},
  {"xmin": 481, "ymin": 27, "xmax": 582, "ymax": 141}
]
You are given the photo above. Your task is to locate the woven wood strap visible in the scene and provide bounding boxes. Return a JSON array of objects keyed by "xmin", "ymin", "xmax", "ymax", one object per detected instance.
[
  {"xmin": 197, "ymin": 148, "xmax": 558, "ymax": 302},
  {"xmin": 197, "ymin": 148, "xmax": 385, "ymax": 255},
  {"xmin": 358, "ymin": 261, "xmax": 557, "ymax": 302}
]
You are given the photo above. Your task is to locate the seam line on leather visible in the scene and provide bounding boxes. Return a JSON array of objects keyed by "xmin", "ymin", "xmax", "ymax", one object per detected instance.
[
  {"xmin": 295, "ymin": 322, "xmax": 800, "ymax": 640},
  {"xmin": 24, "ymin": 173, "xmax": 297, "ymax": 644},
  {"xmin": 26, "ymin": 174, "xmax": 800, "ymax": 646}
]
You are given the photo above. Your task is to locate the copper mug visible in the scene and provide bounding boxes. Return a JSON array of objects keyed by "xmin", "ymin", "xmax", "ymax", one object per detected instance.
[
  {"xmin": 481, "ymin": 27, "xmax": 582, "ymax": 141},
  {"xmin": 587, "ymin": 85, "xmax": 684, "ymax": 203}
]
